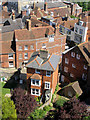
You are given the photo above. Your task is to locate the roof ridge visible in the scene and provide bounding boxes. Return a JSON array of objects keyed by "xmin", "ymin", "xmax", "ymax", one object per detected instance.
[
  {"xmin": 26, "ymin": 56, "xmax": 38, "ymax": 66},
  {"xmin": 48, "ymin": 60, "xmax": 55, "ymax": 71},
  {"xmin": 35, "ymin": 59, "xmax": 40, "ymax": 66}
]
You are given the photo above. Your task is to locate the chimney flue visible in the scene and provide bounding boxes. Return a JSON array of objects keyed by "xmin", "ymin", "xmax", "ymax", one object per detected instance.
[
  {"xmin": 12, "ymin": 13, "xmax": 15, "ymax": 20},
  {"xmin": 44, "ymin": 2, "xmax": 48, "ymax": 13},
  {"xmin": 26, "ymin": 19, "xmax": 31, "ymax": 31}
]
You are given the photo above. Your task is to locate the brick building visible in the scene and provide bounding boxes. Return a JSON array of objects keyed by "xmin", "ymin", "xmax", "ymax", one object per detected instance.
[
  {"xmin": 61, "ymin": 42, "xmax": 90, "ymax": 90},
  {"xmin": 15, "ymin": 19, "xmax": 66, "ymax": 68},
  {"xmin": 26, "ymin": 50, "xmax": 60, "ymax": 102}
]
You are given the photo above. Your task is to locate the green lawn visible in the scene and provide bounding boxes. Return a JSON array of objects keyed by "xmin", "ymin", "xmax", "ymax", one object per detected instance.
[{"xmin": 0, "ymin": 82, "xmax": 10, "ymax": 97}]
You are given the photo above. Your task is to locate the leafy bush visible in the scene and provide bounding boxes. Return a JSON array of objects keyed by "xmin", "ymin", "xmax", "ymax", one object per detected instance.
[
  {"xmin": 58, "ymin": 97, "xmax": 90, "ymax": 119},
  {"xmin": 11, "ymin": 87, "xmax": 37, "ymax": 119},
  {"xmin": 2, "ymin": 97, "xmax": 17, "ymax": 119},
  {"xmin": 54, "ymin": 84, "xmax": 59, "ymax": 94},
  {"xmin": 55, "ymin": 96, "xmax": 67, "ymax": 108},
  {"xmin": 29, "ymin": 105, "xmax": 52, "ymax": 120}
]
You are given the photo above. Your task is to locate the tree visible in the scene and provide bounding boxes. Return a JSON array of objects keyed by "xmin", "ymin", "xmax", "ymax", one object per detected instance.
[
  {"xmin": 2, "ymin": 97, "xmax": 17, "ymax": 119},
  {"xmin": 58, "ymin": 97, "xmax": 90, "ymax": 119},
  {"xmin": 11, "ymin": 87, "xmax": 37, "ymax": 119}
]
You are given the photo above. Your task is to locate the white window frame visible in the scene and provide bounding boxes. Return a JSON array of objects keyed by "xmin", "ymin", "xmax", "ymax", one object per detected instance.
[
  {"xmin": 45, "ymin": 81, "xmax": 50, "ymax": 89},
  {"xmin": 82, "ymin": 73, "xmax": 87, "ymax": 81},
  {"xmin": 31, "ymin": 88, "xmax": 40, "ymax": 96},
  {"xmin": 72, "ymin": 64, "xmax": 76, "ymax": 68},
  {"xmin": 64, "ymin": 67, "xmax": 68, "ymax": 73},
  {"xmin": 35, "ymin": 69, "xmax": 40, "ymax": 74},
  {"xmin": 83, "ymin": 65, "xmax": 87, "ymax": 70},
  {"xmin": 8, "ymin": 53, "xmax": 13, "ymax": 59},
  {"xmin": 31, "ymin": 79, "xmax": 41, "ymax": 86},
  {"xmin": 24, "ymin": 53, "xmax": 28, "ymax": 59},
  {"xmin": 76, "ymin": 54, "xmax": 80, "ymax": 60},
  {"xmin": 46, "ymin": 71, "xmax": 51, "ymax": 77},
  {"xmin": 19, "ymin": 53, "xmax": 22, "ymax": 59},
  {"xmin": 18, "ymin": 46, "xmax": 22, "ymax": 51},
  {"xmin": 65, "ymin": 58, "xmax": 69, "ymax": 64},
  {"xmin": 9, "ymin": 61, "xmax": 14, "ymax": 67},
  {"xmin": 30, "ymin": 45, "xmax": 34, "ymax": 50},
  {"xmin": 71, "ymin": 52, "xmax": 75, "ymax": 57},
  {"xmin": 42, "ymin": 43, "xmax": 46, "ymax": 49},
  {"xmin": 70, "ymin": 73, "xmax": 74, "ymax": 77},
  {"xmin": 24, "ymin": 45, "xmax": 28, "ymax": 50}
]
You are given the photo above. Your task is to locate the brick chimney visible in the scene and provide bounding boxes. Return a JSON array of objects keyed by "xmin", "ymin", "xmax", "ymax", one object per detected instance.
[
  {"xmin": 26, "ymin": 19, "xmax": 31, "ymax": 31},
  {"xmin": 3, "ymin": 6, "xmax": 7, "ymax": 12},
  {"xmin": 40, "ymin": 49, "xmax": 48, "ymax": 59},
  {"xmin": 55, "ymin": 24, "xmax": 59, "ymax": 36},
  {"xmin": 12, "ymin": 13, "xmax": 15, "ymax": 20},
  {"xmin": 44, "ymin": 2, "xmax": 48, "ymax": 13},
  {"xmin": 21, "ymin": 10, "xmax": 27, "ymax": 17}
]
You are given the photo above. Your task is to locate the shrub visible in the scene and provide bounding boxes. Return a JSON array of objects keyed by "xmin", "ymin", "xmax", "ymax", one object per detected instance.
[
  {"xmin": 58, "ymin": 97, "xmax": 90, "ymax": 119},
  {"xmin": 11, "ymin": 87, "xmax": 37, "ymax": 119},
  {"xmin": 2, "ymin": 97, "xmax": 17, "ymax": 119},
  {"xmin": 55, "ymin": 96, "xmax": 67, "ymax": 108}
]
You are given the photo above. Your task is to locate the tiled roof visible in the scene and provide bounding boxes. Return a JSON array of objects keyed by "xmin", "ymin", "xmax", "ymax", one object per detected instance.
[
  {"xmin": 30, "ymin": 2, "xmax": 66, "ymax": 10},
  {"xmin": 26, "ymin": 52, "xmax": 60, "ymax": 71},
  {"xmin": 30, "ymin": 73, "xmax": 42, "ymax": 80},
  {"xmin": 60, "ymin": 19, "xmax": 78, "ymax": 29},
  {"xmin": 1, "ymin": 18, "xmax": 23, "ymax": 33},
  {"xmin": 15, "ymin": 26, "xmax": 54, "ymax": 40},
  {"xmin": 30, "ymin": 7, "xmax": 47, "ymax": 18},
  {"xmin": 0, "ymin": 10, "xmax": 11, "ymax": 19},
  {"xmin": 78, "ymin": 42, "xmax": 90, "ymax": 65},
  {"xmin": 0, "ymin": 41, "xmax": 14, "ymax": 54},
  {"xmin": 2, "ymin": 31, "xmax": 14, "ymax": 41},
  {"xmin": 48, "ymin": 8, "xmax": 70, "ymax": 18}
]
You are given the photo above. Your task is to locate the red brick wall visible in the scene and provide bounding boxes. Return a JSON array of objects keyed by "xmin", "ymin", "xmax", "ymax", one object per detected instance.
[
  {"xmin": 0, "ymin": 53, "xmax": 15, "ymax": 68},
  {"xmin": 16, "ymin": 34, "xmax": 66, "ymax": 68},
  {"xmin": 62, "ymin": 46, "xmax": 88, "ymax": 82}
]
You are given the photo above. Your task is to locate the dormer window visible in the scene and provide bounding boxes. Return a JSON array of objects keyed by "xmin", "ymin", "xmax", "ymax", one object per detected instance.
[
  {"xmin": 35, "ymin": 69, "xmax": 40, "ymax": 74},
  {"xmin": 71, "ymin": 52, "xmax": 75, "ymax": 57},
  {"xmin": 83, "ymin": 65, "xmax": 87, "ymax": 70},
  {"xmin": 76, "ymin": 54, "xmax": 80, "ymax": 60}
]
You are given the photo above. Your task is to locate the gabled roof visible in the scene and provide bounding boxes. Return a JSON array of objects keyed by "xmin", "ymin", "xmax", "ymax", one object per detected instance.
[
  {"xmin": 31, "ymin": 73, "xmax": 42, "ymax": 80},
  {"xmin": 26, "ymin": 52, "xmax": 60, "ymax": 71},
  {"xmin": 1, "ymin": 18, "xmax": 23, "ymax": 33}
]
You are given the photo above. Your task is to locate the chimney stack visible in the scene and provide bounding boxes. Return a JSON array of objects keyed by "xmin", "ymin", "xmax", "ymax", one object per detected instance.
[
  {"xmin": 44, "ymin": 2, "xmax": 48, "ymax": 13},
  {"xmin": 40, "ymin": 49, "xmax": 48, "ymax": 59},
  {"xmin": 12, "ymin": 13, "xmax": 15, "ymax": 20},
  {"xmin": 3, "ymin": 6, "xmax": 7, "ymax": 12},
  {"xmin": 26, "ymin": 19, "xmax": 31, "ymax": 31}
]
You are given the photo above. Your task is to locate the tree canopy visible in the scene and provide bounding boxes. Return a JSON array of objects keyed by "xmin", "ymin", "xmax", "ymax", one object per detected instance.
[{"xmin": 2, "ymin": 97, "xmax": 17, "ymax": 119}]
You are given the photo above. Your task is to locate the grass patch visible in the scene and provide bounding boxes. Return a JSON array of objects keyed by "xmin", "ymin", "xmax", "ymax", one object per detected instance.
[{"xmin": 0, "ymin": 82, "xmax": 10, "ymax": 97}]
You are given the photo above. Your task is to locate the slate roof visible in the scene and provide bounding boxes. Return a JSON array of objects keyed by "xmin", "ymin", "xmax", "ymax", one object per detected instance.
[
  {"xmin": 30, "ymin": 2, "xmax": 66, "ymax": 10},
  {"xmin": 26, "ymin": 51, "xmax": 60, "ymax": 71},
  {"xmin": 1, "ymin": 18, "xmax": 22, "ymax": 33}
]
